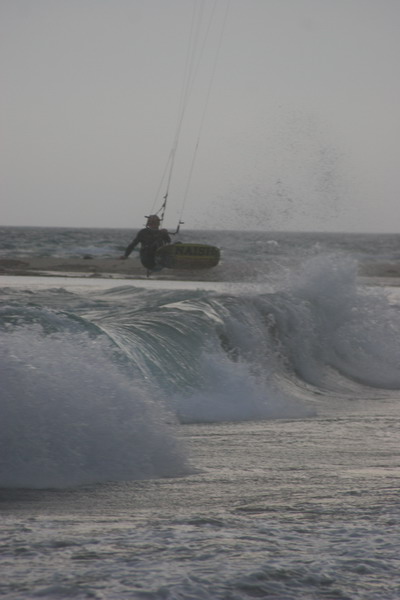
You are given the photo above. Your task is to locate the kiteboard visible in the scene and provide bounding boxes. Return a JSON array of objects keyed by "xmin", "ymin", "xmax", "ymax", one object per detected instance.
[{"xmin": 156, "ymin": 242, "xmax": 220, "ymax": 270}]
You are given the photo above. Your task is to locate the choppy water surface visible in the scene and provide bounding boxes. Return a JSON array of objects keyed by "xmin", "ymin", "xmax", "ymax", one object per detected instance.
[
  {"xmin": 1, "ymin": 412, "xmax": 400, "ymax": 599},
  {"xmin": 1, "ymin": 228, "xmax": 400, "ymax": 598}
]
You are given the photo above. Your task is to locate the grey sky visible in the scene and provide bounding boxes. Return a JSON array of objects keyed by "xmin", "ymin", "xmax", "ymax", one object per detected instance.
[{"xmin": 2, "ymin": 0, "xmax": 400, "ymax": 231}]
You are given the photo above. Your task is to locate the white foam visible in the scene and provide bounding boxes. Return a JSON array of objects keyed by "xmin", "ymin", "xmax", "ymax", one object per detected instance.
[
  {"xmin": 176, "ymin": 352, "xmax": 313, "ymax": 423},
  {"xmin": 283, "ymin": 254, "xmax": 400, "ymax": 390},
  {"xmin": 0, "ymin": 326, "xmax": 189, "ymax": 488}
]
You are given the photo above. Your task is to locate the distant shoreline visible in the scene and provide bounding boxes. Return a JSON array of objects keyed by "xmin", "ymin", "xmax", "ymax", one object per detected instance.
[
  {"xmin": 0, "ymin": 257, "xmax": 223, "ymax": 281},
  {"xmin": 1, "ymin": 257, "xmax": 400, "ymax": 289}
]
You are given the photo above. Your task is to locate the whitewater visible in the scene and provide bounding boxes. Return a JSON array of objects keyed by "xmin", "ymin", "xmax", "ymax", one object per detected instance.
[{"xmin": 1, "ymin": 227, "xmax": 400, "ymax": 599}]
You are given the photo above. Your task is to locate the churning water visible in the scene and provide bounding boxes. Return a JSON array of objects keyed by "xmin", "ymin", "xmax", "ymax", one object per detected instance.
[{"xmin": 1, "ymin": 228, "xmax": 400, "ymax": 598}]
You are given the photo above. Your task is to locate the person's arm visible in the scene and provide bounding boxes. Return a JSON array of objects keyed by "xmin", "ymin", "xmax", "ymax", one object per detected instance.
[{"xmin": 120, "ymin": 232, "xmax": 141, "ymax": 259}]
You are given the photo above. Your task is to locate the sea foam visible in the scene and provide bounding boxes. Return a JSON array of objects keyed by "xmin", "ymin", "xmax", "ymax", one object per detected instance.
[
  {"xmin": 0, "ymin": 323, "xmax": 189, "ymax": 488},
  {"xmin": 281, "ymin": 254, "xmax": 400, "ymax": 390}
]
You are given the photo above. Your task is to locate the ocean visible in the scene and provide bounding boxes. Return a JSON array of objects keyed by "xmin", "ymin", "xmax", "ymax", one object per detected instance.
[{"xmin": 1, "ymin": 227, "xmax": 400, "ymax": 599}]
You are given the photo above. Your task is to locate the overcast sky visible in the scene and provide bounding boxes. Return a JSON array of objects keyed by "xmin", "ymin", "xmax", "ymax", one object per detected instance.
[{"xmin": 2, "ymin": 0, "xmax": 400, "ymax": 231}]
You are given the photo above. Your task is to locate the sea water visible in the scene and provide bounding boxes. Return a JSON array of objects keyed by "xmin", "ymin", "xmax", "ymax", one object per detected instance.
[{"xmin": 1, "ymin": 228, "xmax": 400, "ymax": 599}]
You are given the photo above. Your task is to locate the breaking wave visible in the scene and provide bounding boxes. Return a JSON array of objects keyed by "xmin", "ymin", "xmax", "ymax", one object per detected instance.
[{"xmin": 1, "ymin": 254, "xmax": 400, "ymax": 488}]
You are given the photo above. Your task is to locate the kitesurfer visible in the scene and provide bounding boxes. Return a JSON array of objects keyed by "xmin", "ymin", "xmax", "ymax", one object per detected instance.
[{"xmin": 120, "ymin": 215, "xmax": 171, "ymax": 272}]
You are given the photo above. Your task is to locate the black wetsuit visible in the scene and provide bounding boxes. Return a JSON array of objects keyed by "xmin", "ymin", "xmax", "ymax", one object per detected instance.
[{"xmin": 123, "ymin": 227, "xmax": 171, "ymax": 270}]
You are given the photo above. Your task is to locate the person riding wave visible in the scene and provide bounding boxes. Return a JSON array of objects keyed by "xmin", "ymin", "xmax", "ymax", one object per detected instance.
[{"xmin": 120, "ymin": 215, "xmax": 171, "ymax": 273}]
